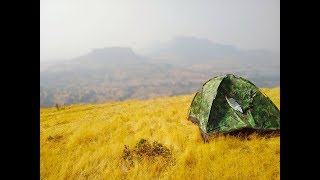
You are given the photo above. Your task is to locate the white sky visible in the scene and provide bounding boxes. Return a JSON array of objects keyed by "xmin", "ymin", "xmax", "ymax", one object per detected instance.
[{"xmin": 40, "ymin": 0, "xmax": 280, "ymax": 61}]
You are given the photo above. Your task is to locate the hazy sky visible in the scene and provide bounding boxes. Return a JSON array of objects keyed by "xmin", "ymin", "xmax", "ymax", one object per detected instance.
[{"xmin": 40, "ymin": 0, "xmax": 280, "ymax": 61}]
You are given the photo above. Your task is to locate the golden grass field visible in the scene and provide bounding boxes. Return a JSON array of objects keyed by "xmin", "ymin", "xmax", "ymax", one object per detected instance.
[{"xmin": 40, "ymin": 88, "xmax": 280, "ymax": 180}]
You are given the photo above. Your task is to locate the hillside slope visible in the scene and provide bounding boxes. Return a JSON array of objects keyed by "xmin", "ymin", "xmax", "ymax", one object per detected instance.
[{"xmin": 40, "ymin": 88, "xmax": 280, "ymax": 180}]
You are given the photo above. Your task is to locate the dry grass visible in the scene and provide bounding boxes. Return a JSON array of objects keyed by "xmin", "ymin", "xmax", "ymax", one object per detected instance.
[{"xmin": 40, "ymin": 88, "xmax": 280, "ymax": 180}]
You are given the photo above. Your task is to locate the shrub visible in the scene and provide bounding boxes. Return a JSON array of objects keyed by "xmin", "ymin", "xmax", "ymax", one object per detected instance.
[{"xmin": 122, "ymin": 138, "xmax": 175, "ymax": 169}]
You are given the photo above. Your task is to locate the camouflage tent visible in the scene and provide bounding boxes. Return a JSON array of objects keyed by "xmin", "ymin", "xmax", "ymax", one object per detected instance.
[{"xmin": 188, "ymin": 74, "xmax": 280, "ymax": 138}]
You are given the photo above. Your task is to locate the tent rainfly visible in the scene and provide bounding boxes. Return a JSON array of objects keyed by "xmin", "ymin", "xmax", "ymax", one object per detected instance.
[{"xmin": 188, "ymin": 74, "xmax": 280, "ymax": 139}]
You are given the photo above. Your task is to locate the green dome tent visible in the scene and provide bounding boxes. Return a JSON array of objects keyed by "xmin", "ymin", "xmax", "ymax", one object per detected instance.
[{"xmin": 188, "ymin": 74, "xmax": 280, "ymax": 139}]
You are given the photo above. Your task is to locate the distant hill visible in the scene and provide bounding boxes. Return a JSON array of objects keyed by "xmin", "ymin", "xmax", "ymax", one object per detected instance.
[
  {"xmin": 146, "ymin": 36, "xmax": 239, "ymax": 62},
  {"xmin": 41, "ymin": 47, "xmax": 146, "ymax": 73},
  {"xmin": 40, "ymin": 36, "xmax": 279, "ymax": 107},
  {"xmin": 75, "ymin": 47, "xmax": 146, "ymax": 64},
  {"xmin": 145, "ymin": 36, "xmax": 279, "ymax": 65}
]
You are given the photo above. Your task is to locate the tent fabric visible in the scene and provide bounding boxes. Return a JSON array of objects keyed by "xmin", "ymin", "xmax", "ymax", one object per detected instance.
[{"xmin": 188, "ymin": 74, "xmax": 280, "ymax": 136}]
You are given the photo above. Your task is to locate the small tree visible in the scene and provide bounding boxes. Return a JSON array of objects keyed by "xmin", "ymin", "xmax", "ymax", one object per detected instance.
[{"xmin": 55, "ymin": 103, "xmax": 60, "ymax": 110}]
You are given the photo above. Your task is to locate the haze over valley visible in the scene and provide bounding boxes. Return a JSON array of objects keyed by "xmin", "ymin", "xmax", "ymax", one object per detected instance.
[{"xmin": 40, "ymin": 36, "xmax": 279, "ymax": 107}]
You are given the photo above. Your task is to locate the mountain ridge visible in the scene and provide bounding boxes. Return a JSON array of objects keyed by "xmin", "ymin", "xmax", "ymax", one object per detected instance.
[{"xmin": 40, "ymin": 36, "xmax": 279, "ymax": 107}]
